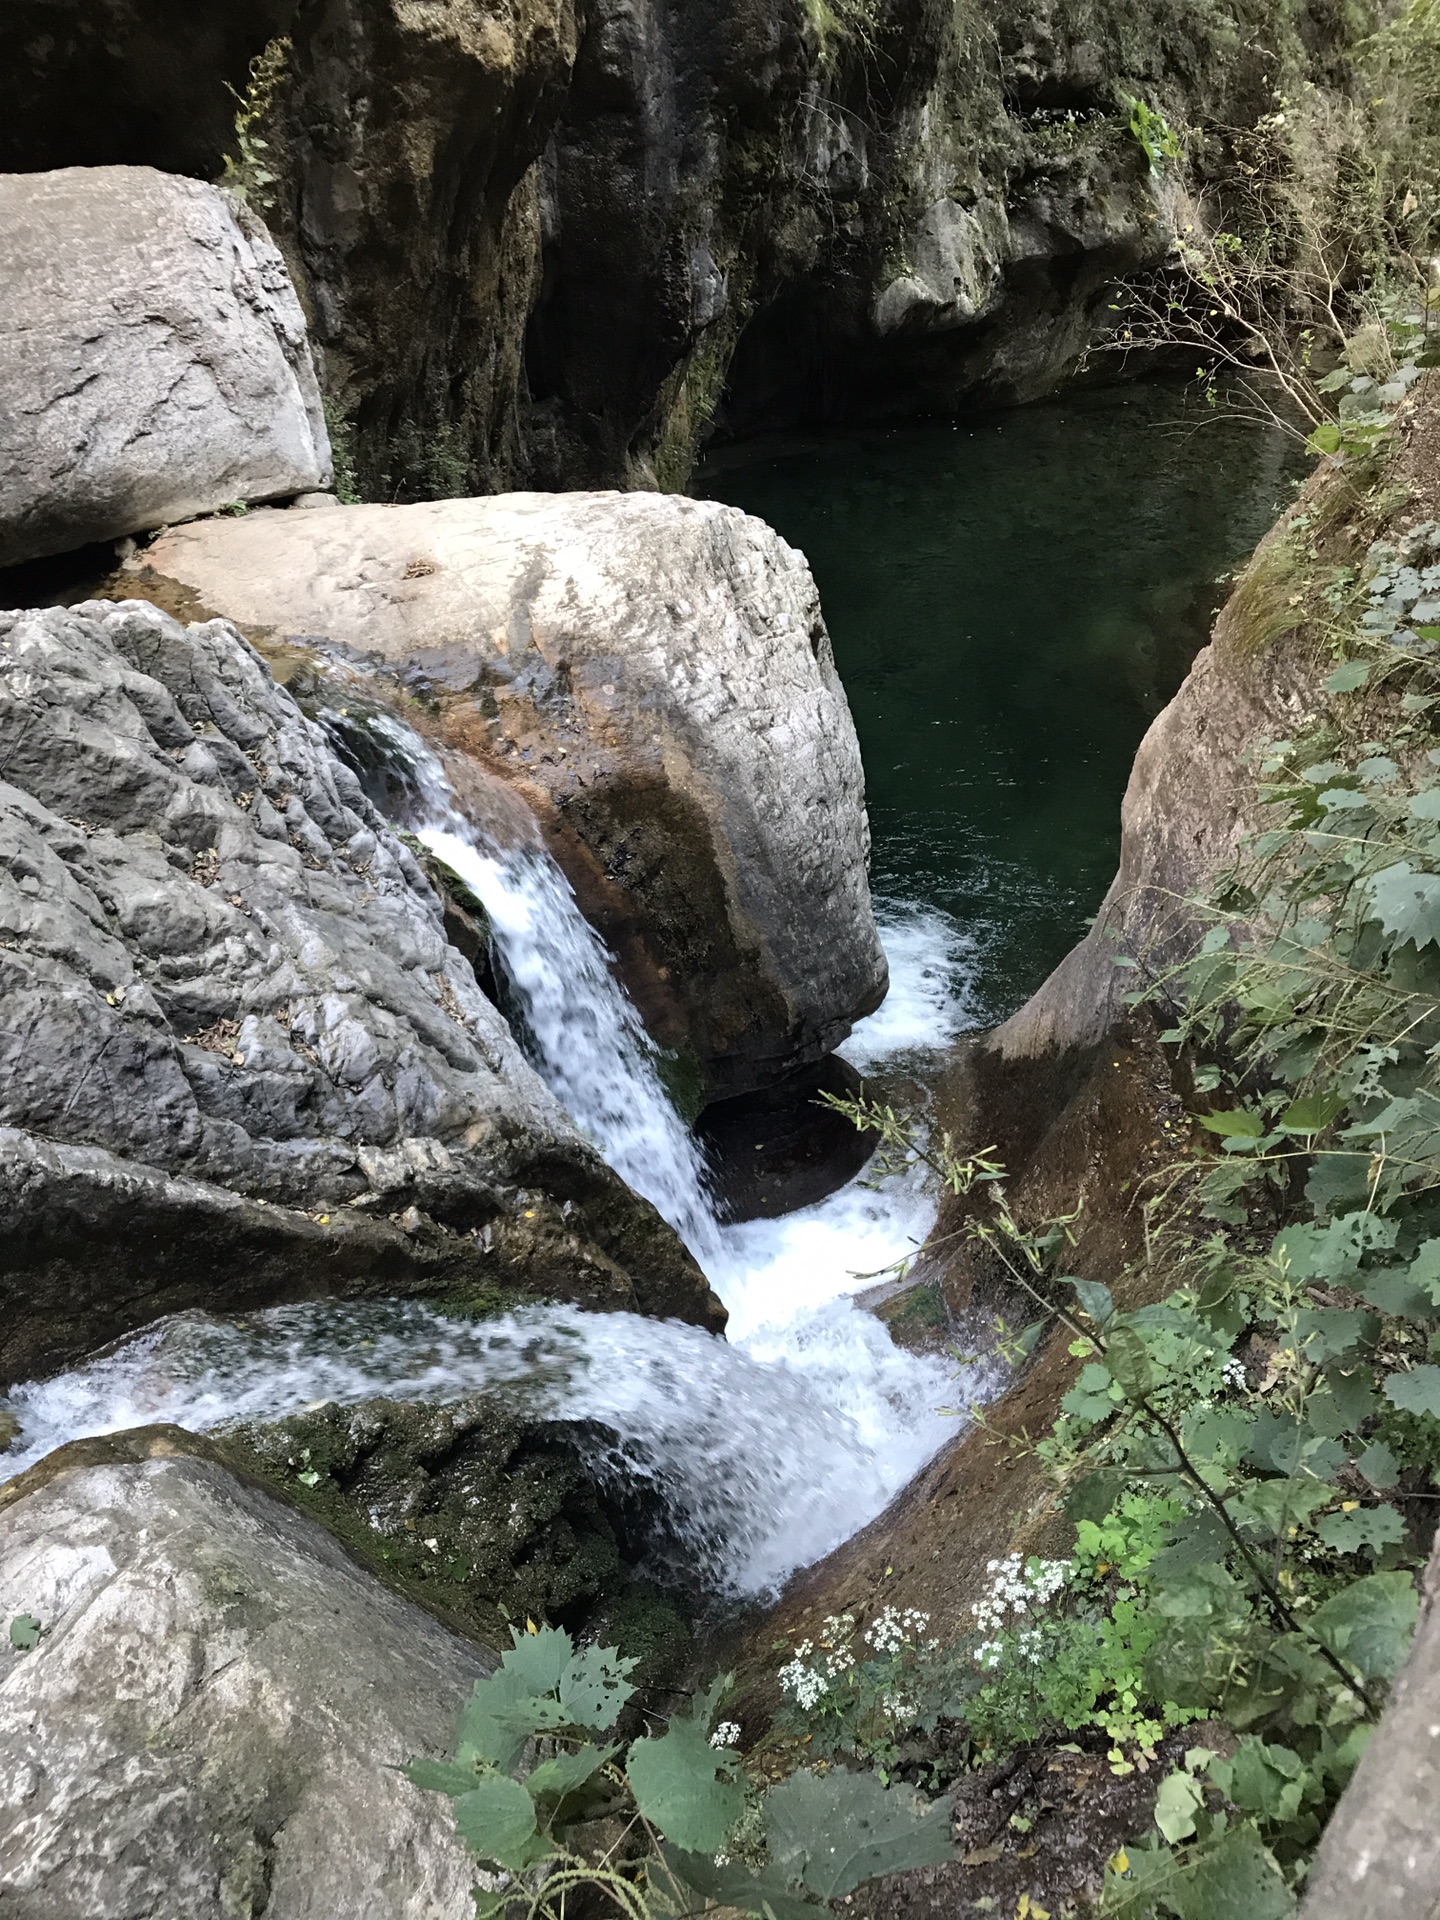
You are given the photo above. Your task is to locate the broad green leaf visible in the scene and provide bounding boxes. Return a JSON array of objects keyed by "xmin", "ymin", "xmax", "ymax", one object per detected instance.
[
  {"xmin": 627, "ymin": 1688, "xmax": 743, "ymax": 1854},
  {"xmin": 1067, "ymin": 1278, "xmax": 1115, "ymax": 1327},
  {"xmin": 1356, "ymin": 1440, "xmax": 1400, "ymax": 1489},
  {"xmin": 1276, "ymin": 1093, "xmax": 1347, "ymax": 1134},
  {"xmin": 661, "ymin": 1846, "xmax": 822, "ymax": 1920},
  {"xmin": 1210, "ymin": 1741, "xmax": 1307, "ymax": 1824},
  {"xmin": 764, "ymin": 1768, "xmax": 953, "ymax": 1900},
  {"xmin": 1328, "ymin": 660, "xmax": 1374, "ymax": 698},
  {"xmin": 1196, "ymin": 1108, "xmax": 1267, "ymax": 1139},
  {"xmin": 1364, "ymin": 861, "xmax": 1440, "ymax": 950},
  {"xmin": 524, "ymin": 1743, "xmax": 617, "ymax": 1806},
  {"xmin": 452, "ymin": 1774, "xmax": 543, "ymax": 1871},
  {"xmin": 555, "ymin": 1641, "xmax": 638, "ymax": 1731},
  {"xmin": 1104, "ymin": 1324, "xmax": 1154, "ymax": 1400},
  {"xmin": 1290, "ymin": 1308, "xmax": 1378, "ymax": 1364},
  {"xmin": 1383, "ymin": 1364, "xmax": 1440, "ymax": 1418},
  {"xmin": 7, "ymin": 1615, "xmax": 41, "ymax": 1652},
  {"xmin": 1064, "ymin": 1469, "xmax": 1128, "ymax": 1527},
  {"xmin": 1409, "ymin": 1238, "xmax": 1440, "ymax": 1304},
  {"xmin": 405, "ymin": 1758, "xmax": 481, "ymax": 1797},
  {"xmin": 1315, "ymin": 1505, "xmax": 1406, "ymax": 1556},
  {"xmin": 457, "ymin": 1666, "xmax": 549, "ymax": 1773},
  {"xmin": 1307, "ymin": 1366, "xmax": 1378, "ymax": 1437},
  {"xmin": 1153, "ymin": 1768, "xmax": 1205, "ymax": 1843},
  {"xmin": 1275, "ymin": 1212, "xmax": 1397, "ymax": 1285},
  {"xmin": 498, "ymin": 1624, "xmax": 575, "ymax": 1696},
  {"xmin": 1169, "ymin": 1823, "xmax": 1296, "ymax": 1920},
  {"xmin": 1361, "ymin": 1266, "xmax": 1436, "ymax": 1320},
  {"xmin": 1307, "ymin": 1571, "xmax": 1420, "ymax": 1683},
  {"xmin": 1147, "ymin": 1511, "xmax": 1230, "ymax": 1585}
]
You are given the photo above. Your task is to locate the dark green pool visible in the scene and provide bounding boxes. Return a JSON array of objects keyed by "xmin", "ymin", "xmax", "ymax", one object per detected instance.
[{"xmin": 696, "ymin": 384, "xmax": 1303, "ymax": 1025}]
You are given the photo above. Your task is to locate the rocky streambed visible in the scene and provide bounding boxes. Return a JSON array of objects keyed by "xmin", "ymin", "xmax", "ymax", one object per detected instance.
[{"xmin": 0, "ymin": 26, "xmax": 1429, "ymax": 1911}]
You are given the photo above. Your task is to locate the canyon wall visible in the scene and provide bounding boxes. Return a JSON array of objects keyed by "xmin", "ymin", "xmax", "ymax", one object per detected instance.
[{"xmin": 0, "ymin": 0, "xmax": 1372, "ymax": 499}]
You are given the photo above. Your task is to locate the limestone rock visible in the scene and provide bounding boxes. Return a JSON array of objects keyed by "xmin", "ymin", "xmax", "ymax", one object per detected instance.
[
  {"xmin": 0, "ymin": 1429, "xmax": 485, "ymax": 1919},
  {"xmin": 1297, "ymin": 1530, "xmax": 1440, "ymax": 1918},
  {"xmin": 0, "ymin": 166, "xmax": 331, "ymax": 568},
  {"xmin": 989, "ymin": 500, "xmax": 1322, "ymax": 1064},
  {"xmin": 137, "ymin": 493, "xmax": 889, "ymax": 1098},
  {"xmin": 0, "ymin": 597, "xmax": 720, "ymax": 1382}
]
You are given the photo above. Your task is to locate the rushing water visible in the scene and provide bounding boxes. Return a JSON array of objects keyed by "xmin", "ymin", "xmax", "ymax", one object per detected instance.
[
  {"xmin": 0, "ymin": 732, "xmax": 978, "ymax": 1596},
  {"xmin": 698, "ymin": 382, "xmax": 1305, "ymax": 1023}
]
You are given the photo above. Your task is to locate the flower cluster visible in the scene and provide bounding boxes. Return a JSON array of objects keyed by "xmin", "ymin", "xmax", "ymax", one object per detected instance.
[
  {"xmin": 971, "ymin": 1555, "xmax": 1071, "ymax": 1669},
  {"xmin": 777, "ymin": 1613, "xmax": 857, "ymax": 1710},
  {"xmin": 865, "ymin": 1605, "xmax": 933, "ymax": 1656},
  {"xmin": 1221, "ymin": 1356, "xmax": 1248, "ymax": 1389},
  {"xmin": 709, "ymin": 1721, "xmax": 741, "ymax": 1749}
]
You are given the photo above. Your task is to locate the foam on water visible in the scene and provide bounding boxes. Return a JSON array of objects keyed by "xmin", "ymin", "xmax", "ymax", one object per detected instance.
[{"xmin": 0, "ymin": 731, "xmax": 993, "ymax": 1596}]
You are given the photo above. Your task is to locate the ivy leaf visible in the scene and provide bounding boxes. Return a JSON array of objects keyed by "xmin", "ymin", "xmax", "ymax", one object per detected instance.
[
  {"xmin": 764, "ymin": 1768, "xmax": 954, "ymax": 1900},
  {"xmin": 7, "ymin": 1615, "xmax": 41, "ymax": 1652},
  {"xmin": 1314, "ymin": 1505, "xmax": 1407, "ymax": 1556},
  {"xmin": 1307, "ymin": 1571, "xmax": 1420, "ymax": 1683},
  {"xmin": 1210, "ymin": 1741, "xmax": 1307, "ymax": 1824},
  {"xmin": 1067, "ymin": 1278, "xmax": 1115, "ymax": 1327},
  {"xmin": 1383, "ymin": 1364, "xmax": 1440, "ymax": 1418},
  {"xmin": 627, "ymin": 1678, "xmax": 743, "ymax": 1854},
  {"xmin": 661, "ymin": 1846, "xmax": 822, "ymax": 1920},
  {"xmin": 1363, "ymin": 861, "xmax": 1440, "ymax": 949},
  {"xmin": 404, "ymin": 1758, "xmax": 481, "ymax": 1797},
  {"xmin": 451, "ymin": 1774, "xmax": 544, "ymax": 1871}
]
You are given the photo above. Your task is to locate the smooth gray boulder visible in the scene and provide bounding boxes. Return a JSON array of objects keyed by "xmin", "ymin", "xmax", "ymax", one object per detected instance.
[
  {"xmin": 0, "ymin": 1429, "xmax": 484, "ymax": 1919},
  {"xmin": 137, "ymin": 492, "xmax": 889, "ymax": 1098},
  {"xmin": 0, "ymin": 166, "xmax": 331, "ymax": 568},
  {"xmin": 0, "ymin": 597, "xmax": 720, "ymax": 1383}
]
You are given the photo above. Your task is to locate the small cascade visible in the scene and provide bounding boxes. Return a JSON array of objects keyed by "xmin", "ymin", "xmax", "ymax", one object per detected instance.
[
  {"xmin": 419, "ymin": 827, "xmax": 722, "ymax": 1265},
  {"xmin": 0, "ymin": 716, "xmax": 994, "ymax": 1597}
]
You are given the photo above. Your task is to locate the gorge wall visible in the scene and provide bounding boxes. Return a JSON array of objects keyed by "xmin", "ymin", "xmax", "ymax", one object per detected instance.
[{"xmin": 1, "ymin": 0, "xmax": 1373, "ymax": 501}]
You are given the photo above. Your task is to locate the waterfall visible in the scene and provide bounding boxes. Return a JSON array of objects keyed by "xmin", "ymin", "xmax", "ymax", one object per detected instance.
[{"xmin": 0, "ymin": 718, "xmax": 994, "ymax": 1596}]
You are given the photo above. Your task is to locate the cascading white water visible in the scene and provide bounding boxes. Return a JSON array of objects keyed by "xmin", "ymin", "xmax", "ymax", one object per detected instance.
[
  {"xmin": 0, "ymin": 722, "xmax": 995, "ymax": 1596},
  {"xmin": 420, "ymin": 828, "xmax": 722, "ymax": 1266}
]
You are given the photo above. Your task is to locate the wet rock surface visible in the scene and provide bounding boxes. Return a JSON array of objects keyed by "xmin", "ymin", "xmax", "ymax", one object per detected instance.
[
  {"xmin": 136, "ymin": 492, "xmax": 888, "ymax": 1098},
  {"xmin": 0, "ymin": 167, "xmax": 330, "ymax": 569},
  {"xmin": 0, "ymin": 1429, "xmax": 485, "ymax": 1920},
  {"xmin": 0, "ymin": 596, "xmax": 719, "ymax": 1380}
]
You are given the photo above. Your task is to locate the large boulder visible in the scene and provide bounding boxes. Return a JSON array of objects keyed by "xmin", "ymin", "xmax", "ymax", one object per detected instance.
[
  {"xmin": 0, "ymin": 597, "xmax": 720, "ymax": 1383},
  {"xmin": 1295, "ymin": 1533, "xmax": 1439, "ymax": 1919},
  {"xmin": 0, "ymin": 1428, "xmax": 485, "ymax": 1918},
  {"xmin": 135, "ymin": 492, "xmax": 889, "ymax": 1098},
  {"xmin": 0, "ymin": 166, "xmax": 331, "ymax": 569}
]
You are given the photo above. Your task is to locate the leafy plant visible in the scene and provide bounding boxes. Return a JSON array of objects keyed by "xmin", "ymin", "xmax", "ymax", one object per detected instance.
[
  {"xmin": 407, "ymin": 1622, "xmax": 953, "ymax": 1919},
  {"xmin": 1125, "ymin": 97, "xmax": 1183, "ymax": 173},
  {"xmin": 221, "ymin": 35, "xmax": 292, "ymax": 211},
  {"xmin": 7, "ymin": 1614, "xmax": 41, "ymax": 1652}
]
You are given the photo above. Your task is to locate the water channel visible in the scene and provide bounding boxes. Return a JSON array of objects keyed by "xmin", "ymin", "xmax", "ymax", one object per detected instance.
[{"xmin": 1, "ymin": 385, "xmax": 1303, "ymax": 1600}]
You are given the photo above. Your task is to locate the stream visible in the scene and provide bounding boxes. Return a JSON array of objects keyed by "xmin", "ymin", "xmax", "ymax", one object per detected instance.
[{"xmin": 0, "ymin": 385, "xmax": 1301, "ymax": 1602}]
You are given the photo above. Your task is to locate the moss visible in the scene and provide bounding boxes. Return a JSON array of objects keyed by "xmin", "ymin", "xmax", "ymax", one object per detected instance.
[
  {"xmin": 222, "ymin": 1396, "xmax": 632, "ymax": 1647},
  {"xmin": 888, "ymin": 1282, "xmax": 947, "ymax": 1332}
]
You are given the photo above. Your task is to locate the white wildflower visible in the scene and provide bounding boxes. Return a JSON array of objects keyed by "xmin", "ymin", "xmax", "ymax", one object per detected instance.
[
  {"xmin": 778, "ymin": 1656, "xmax": 829, "ymax": 1711},
  {"xmin": 710, "ymin": 1722, "xmax": 741, "ymax": 1749},
  {"xmin": 1222, "ymin": 1356, "xmax": 1248, "ymax": 1388}
]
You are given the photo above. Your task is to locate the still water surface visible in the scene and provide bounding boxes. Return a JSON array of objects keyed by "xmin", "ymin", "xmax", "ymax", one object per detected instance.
[{"xmin": 698, "ymin": 384, "xmax": 1303, "ymax": 1023}]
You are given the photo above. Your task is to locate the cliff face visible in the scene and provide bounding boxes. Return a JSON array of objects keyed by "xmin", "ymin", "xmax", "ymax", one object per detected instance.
[{"xmin": 0, "ymin": 0, "xmax": 1372, "ymax": 499}]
